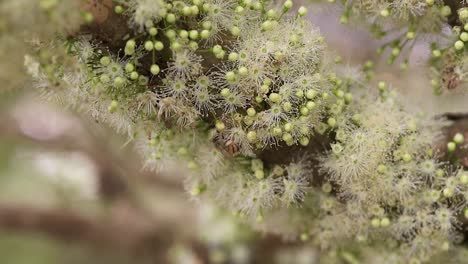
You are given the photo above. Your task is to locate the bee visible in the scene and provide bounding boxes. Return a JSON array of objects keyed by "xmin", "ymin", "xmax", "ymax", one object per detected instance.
[
  {"xmin": 441, "ymin": 65, "xmax": 460, "ymax": 91},
  {"xmin": 224, "ymin": 139, "xmax": 239, "ymax": 156},
  {"xmin": 81, "ymin": 0, "xmax": 113, "ymax": 24},
  {"xmin": 213, "ymin": 133, "xmax": 240, "ymax": 157}
]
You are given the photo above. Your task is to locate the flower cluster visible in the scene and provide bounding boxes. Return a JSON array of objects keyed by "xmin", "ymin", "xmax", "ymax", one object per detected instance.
[
  {"xmin": 329, "ymin": 0, "xmax": 468, "ymax": 93},
  {"xmin": 13, "ymin": 0, "xmax": 468, "ymax": 263}
]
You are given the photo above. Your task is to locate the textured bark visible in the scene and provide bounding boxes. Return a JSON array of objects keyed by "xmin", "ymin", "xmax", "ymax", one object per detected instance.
[{"xmin": 444, "ymin": 0, "xmax": 468, "ymax": 27}]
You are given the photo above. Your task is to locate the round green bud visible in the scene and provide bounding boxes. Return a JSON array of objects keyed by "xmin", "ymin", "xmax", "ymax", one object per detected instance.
[
  {"xmin": 124, "ymin": 46, "xmax": 135, "ymax": 55},
  {"xmin": 377, "ymin": 164, "xmax": 387, "ymax": 174},
  {"xmin": 335, "ymin": 89, "xmax": 345, "ymax": 98},
  {"xmin": 305, "ymin": 89, "xmax": 317, "ymax": 99},
  {"xmin": 447, "ymin": 141, "xmax": 456, "ymax": 152},
  {"xmin": 454, "ymin": 40, "xmax": 464, "ymax": 50},
  {"xmin": 344, "ymin": 93, "xmax": 353, "ymax": 103},
  {"xmin": 235, "ymin": 6, "xmax": 244, "ymax": 14},
  {"xmin": 454, "ymin": 133, "xmax": 464, "ymax": 144},
  {"xmin": 459, "ymin": 173, "xmax": 468, "ymax": 184},
  {"xmin": 83, "ymin": 12, "xmax": 94, "ymax": 23},
  {"xmin": 247, "ymin": 131, "xmax": 257, "ymax": 142},
  {"xmin": 284, "ymin": 0, "xmax": 293, "ymax": 9},
  {"xmin": 189, "ymin": 41, "xmax": 198, "ymax": 51},
  {"xmin": 460, "ymin": 32, "xmax": 468, "ymax": 42},
  {"xmin": 267, "ymin": 9, "xmax": 276, "ymax": 19},
  {"xmin": 230, "ymin": 26, "xmax": 240, "ymax": 36},
  {"xmin": 114, "ymin": 5, "xmax": 124, "ymax": 14},
  {"xmin": 299, "ymin": 137, "xmax": 309, "ymax": 146},
  {"xmin": 254, "ymin": 170, "xmax": 265, "ymax": 179},
  {"xmin": 443, "ymin": 187, "xmax": 454, "ymax": 198},
  {"xmin": 269, "ymin": 93, "xmax": 281, "ymax": 104},
  {"xmin": 465, "ymin": 209, "xmax": 468, "ymax": 219},
  {"xmin": 261, "ymin": 85, "xmax": 270, "ymax": 94},
  {"xmin": 212, "ymin": 45, "xmax": 223, "ymax": 54},
  {"xmin": 282, "ymin": 133, "xmax": 293, "ymax": 142},
  {"xmin": 327, "ymin": 117, "xmax": 337, "ymax": 127},
  {"xmin": 371, "ymin": 218, "xmax": 380, "ymax": 228},
  {"xmin": 406, "ymin": 31, "xmax": 415, "ymax": 39},
  {"xmin": 284, "ymin": 123, "xmax": 294, "ymax": 132},
  {"xmin": 202, "ymin": 4, "xmax": 211, "ymax": 12},
  {"xmin": 380, "ymin": 217, "xmax": 390, "ymax": 227},
  {"xmin": 253, "ymin": 2, "xmax": 262, "ymax": 10},
  {"xmin": 378, "ymin": 81, "xmax": 386, "ymax": 90},
  {"xmin": 100, "ymin": 56, "xmax": 111, "ymax": 66},
  {"xmin": 165, "ymin": 29, "xmax": 177, "ymax": 39},
  {"xmin": 228, "ymin": 52, "xmax": 239, "ymax": 61},
  {"xmin": 295, "ymin": 90, "xmax": 304, "ymax": 98},
  {"xmin": 460, "ymin": 8, "xmax": 468, "ymax": 20},
  {"xmin": 243, "ymin": 0, "xmax": 252, "ymax": 6},
  {"xmin": 114, "ymin": 76, "xmax": 125, "ymax": 87},
  {"xmin": 130, "ymin": 71, "xmax": 139, "ymax": 80},
  {"xmin": 244, "ymin": 116, "xmax": 254, "ymax": 126},
  {"xmin": 166, "ymin": 13, "xmax": 176, "ymax": 23},
  {"xmin": 200, "ymin": 29, "xmax": 211, "ymax": 39},
  {"xmin": 261, "ymin": 20, "xmax": 273, "ymax": 31},
  {"xmin": 255, "ymin": 96, "xmax": 263, "ymax": 103},
  {"xmin": 99, "ymin": 74, "xmax": 110, "ymax": 83},
  {"xmin": 426, "ymin": 0, "xmax": 434, "ymax": 6},
  {"xmin": 202, "ymin": 21, "xmax": 212, "ymax": 30},
  {"xmin": 171, "ymin": 41, "xmax": 182, "ymax": 51},
  {"xmin": 189, "ymin": 30, "xmax": 199, "ymax": 40},
  {"xmin": 402, "ymin": 153, "xmax": 412, "ymax": 162},
  {"xmin": 306, "ymin": 101, "xmax": 316, "ymax": 110},
  {"xmin": 190, "ymin": 5, "xmax": 199, "ymax": 15},
  {"xmin": 108, "ymin": 100, "xmax": 118, "ymax": 113},
  {"xmin": 179, "ymin": 30, "xmax": 189, "ymax": 39},
  {"xmin": 340, "ymin": 14, "xmax": 348, "ymax": 24},
  {"xmin": 247, "ymin": 107, "xmax": 256, "ymax": 117},
  {"xmin": 220, "ymin": 88, "xmax": 230, "ymax": 97},
  {"xmin": 215, "ymin": 121, "xmax": 225, "ymax": 131},
  {"xmin": 144, "ymin": 40, "xmax": 154, "ymax": 51},
  {"xmin": 225, "ymin": 71, "xmax": 236, "ymax": 82},
  {"xmin": 441, "ymin": 6, "xmax": 451, "ymax": 17},
  {"xmin": 238, "ymin": 66, "xmax": 248, "ymax": 76},
  {"xmin": 300, "ymin": 106, "xmax": 309, "ymax": 116},
  {"xmin": 125, "ymin": 63, "xmax": 135, "ymax": 73},
  {"xmin": 432, "ymin": 49, "xmax": 442, "ymax": 58},
  {"xmin": 150, "ymin": 64, "xmax": 160, "ymax": 75},
  {"xmin": 154, "ymin": 41, "xmax": 164, "ymax": 51},
  {"xmin": 149, "ymin": 27, "xmax": 158, "ymax": 36},
  {"xmin": 182, "ymin": 6, "xmax": 192, "ymax": 16},
  {"xmin": 298, "ymin": 6, "xmax": 307, "ymax": 16},
  {"xmin": 272, "ymin": 127, "xmax": 282, "ymax": 136},
  {"xmin": 380, "ymin": 9, "xmax": 390, "ymax": 17}
]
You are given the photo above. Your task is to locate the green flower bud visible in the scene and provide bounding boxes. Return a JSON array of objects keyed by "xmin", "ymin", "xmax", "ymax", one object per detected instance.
[{"xmin": 150, "ymin": 64, "xmax": 160, "ymax": 75}]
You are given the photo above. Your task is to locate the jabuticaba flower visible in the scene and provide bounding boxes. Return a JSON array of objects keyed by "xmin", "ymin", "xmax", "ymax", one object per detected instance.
[{"xmin": 6, "ymin": 0, "xmax": 468, "ymax": 263}]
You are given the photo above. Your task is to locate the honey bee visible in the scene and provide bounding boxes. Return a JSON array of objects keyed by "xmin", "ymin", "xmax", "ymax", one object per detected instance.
[
  {"xmin": 224, "ymin": 139, "xmax": 239, "ymax": 156},
  {"xmin": 441, "ymin": 65, "xmax": 460, "ymax": 91},
  {"xmin": 213, "ymin": 133, "xmax": 239, "ymax": 157}
]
